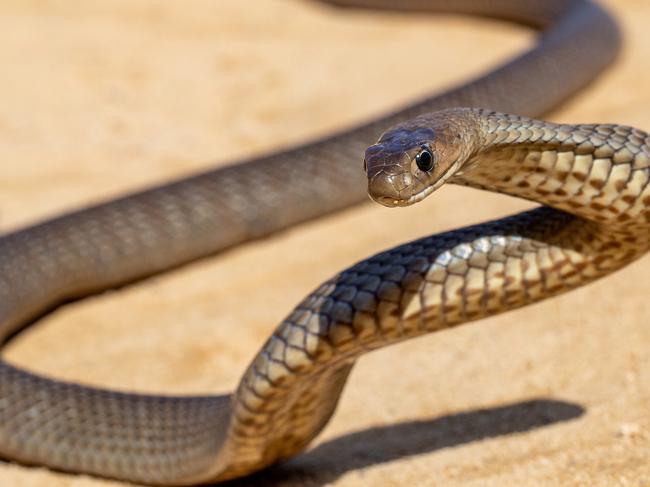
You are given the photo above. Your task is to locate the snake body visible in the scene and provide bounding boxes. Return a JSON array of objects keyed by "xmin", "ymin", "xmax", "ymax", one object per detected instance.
[{"xmin": 0, "ymin": 1, "xmax": 634, "ymax": 485}]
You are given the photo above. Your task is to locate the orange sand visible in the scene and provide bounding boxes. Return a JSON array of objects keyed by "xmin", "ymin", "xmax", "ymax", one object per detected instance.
[{"xmin": 0, "ymin": 1, "xmax": 648, "ymax": 485}]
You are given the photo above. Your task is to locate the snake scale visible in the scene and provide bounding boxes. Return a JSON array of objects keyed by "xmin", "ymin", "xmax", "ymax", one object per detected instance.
[{"xmin": 0, "ymin": 0, "xmax": 644, "ymax": 485}]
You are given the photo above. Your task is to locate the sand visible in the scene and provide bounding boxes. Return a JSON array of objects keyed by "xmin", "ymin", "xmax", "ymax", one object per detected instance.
[{"xmin": 0, "ymin": 1, "xmax": 648, "ymax": 485}]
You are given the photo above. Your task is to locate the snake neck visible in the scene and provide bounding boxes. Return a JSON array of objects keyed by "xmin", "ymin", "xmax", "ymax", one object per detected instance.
[{"xmin": 449, "ymin": 109, "xmax": 650, "ymax": 236}]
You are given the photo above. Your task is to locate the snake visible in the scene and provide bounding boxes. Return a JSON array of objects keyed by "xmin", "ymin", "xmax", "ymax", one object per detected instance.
[{"xmin": 0, "ymin": 0, "xmax": 640, "ymax": 485}]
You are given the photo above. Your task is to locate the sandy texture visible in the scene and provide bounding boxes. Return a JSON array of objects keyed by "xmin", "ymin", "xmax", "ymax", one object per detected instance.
[{"xmin": 0, "ymin": 1, "xmax": 649, "ymax": 486}]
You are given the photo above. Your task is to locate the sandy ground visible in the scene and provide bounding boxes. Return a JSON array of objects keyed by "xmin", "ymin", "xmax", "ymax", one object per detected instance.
[{"xmin": 0, "ymin": 1, "xmax": 649, "ymax": 486}]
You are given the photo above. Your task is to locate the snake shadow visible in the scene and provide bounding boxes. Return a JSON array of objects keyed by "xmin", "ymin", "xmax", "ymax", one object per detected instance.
[{"xmin": 221, "ymin": 398, "xmax": 584, "ymax": 486}]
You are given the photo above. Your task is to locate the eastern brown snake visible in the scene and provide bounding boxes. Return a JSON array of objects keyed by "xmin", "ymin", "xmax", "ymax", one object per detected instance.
[{"xmin": 1, "ymin": 1, "xmax": 644, "ymax": 485}]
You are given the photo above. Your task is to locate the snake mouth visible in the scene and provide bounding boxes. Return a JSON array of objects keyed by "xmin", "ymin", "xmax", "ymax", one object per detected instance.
[{"xmin": 374, "ymin": 184, "xmax": 435, "ymax": 207}]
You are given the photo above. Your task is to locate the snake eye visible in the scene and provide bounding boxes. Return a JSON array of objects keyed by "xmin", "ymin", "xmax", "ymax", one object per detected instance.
[{"xmin": 415, "ymin": 146, "xmax": 434, "ymax": 172}]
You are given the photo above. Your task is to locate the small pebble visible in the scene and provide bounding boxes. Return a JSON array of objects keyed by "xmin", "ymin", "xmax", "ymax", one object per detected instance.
[{"xmin": 617, "ymin": 422, "xmax": 641, "ymax": 438}]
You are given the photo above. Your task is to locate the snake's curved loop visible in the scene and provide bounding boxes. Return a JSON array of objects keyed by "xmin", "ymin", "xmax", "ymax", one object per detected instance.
[{"xmin": 0, "ymin": 1, "xmax": 627, "ymax": 485}]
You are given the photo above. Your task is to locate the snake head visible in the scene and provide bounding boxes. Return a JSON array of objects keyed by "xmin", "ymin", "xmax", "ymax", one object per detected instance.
[{"xmin": 363, "ymin": 112, "xmax": 470, "ymax": 207}]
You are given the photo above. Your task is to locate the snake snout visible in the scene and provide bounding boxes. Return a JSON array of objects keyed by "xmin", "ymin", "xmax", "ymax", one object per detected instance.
[{"xmin": 368, "ymin": 171, "xmax": 413, "ymax": 207}]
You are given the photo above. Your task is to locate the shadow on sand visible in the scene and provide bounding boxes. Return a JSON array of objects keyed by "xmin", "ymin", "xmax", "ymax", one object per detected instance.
[{"xmin": 222, "ymin": 398, "xmax": 584, "ymax": 486}]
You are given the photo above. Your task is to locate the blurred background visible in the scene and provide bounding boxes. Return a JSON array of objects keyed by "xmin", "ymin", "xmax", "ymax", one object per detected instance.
[{"xmin": 0, "ymin": 1, "xmax": 648, "ymax": 485}]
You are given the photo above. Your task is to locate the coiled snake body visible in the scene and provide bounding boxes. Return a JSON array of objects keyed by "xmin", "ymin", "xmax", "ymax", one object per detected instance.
[{"xmin": 0, "ymin": 1, "xmax": 646, "ymax": 485}]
